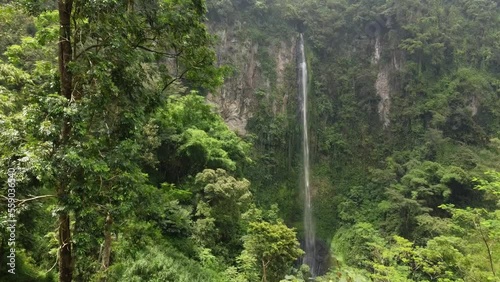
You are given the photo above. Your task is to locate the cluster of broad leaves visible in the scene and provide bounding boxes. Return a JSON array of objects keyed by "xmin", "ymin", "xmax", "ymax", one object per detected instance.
[{"xmin": 0, "ymin": 1, "xmax": 303, "ymax": 282}]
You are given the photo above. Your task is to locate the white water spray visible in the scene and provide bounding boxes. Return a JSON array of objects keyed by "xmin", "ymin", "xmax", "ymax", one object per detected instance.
[{"xmin": 299, "ymin": 33, "xmax": 316, "ymax": 276}]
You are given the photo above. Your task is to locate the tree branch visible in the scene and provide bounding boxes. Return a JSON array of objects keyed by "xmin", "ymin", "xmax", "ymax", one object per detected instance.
[
  {"xmin": 474, "ymin": 217, "xmax": 495, "ymax": 276},
  {"xmin": 161, "ymin": 68, "xmax": 189, "ymax": 92},
  {"xmin": 1, "ymin": 194, "xmax": 56, "ymax": 205},
  {"xmin": 135, "ymin": 45, "xmax": 182, "ymax": 58},
  {"xmin": 74, "ymin": 44, "xmax": 107, "ymax": 60}
]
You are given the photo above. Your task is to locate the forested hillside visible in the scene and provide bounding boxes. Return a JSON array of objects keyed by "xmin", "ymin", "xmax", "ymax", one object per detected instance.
[{"xmin": 1, "ymin": 0, "xmax": 499, "ymax": 281}]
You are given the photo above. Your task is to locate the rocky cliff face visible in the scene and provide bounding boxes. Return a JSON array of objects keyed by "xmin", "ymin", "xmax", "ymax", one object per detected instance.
[
  {"xmin": 208, "ymin": 23, "xmax": 406, "ymax": 134},
  {"xmin": 372, "ymin": 33, "xmax": 403, "ymax": 129},
  {"xmin": 207, "ymin": 27, "xmax": 297, "ymax": 135}
]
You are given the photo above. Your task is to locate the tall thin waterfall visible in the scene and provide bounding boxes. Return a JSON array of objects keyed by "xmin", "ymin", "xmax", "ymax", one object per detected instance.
[{"xmin": 299, "ymin": 33, "xmax": 316, "ymax": 276}]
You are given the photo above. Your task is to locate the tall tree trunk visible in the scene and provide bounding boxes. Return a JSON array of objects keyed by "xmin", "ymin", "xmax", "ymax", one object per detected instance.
[
  {"xmin": 58, "ymin": 203, "xmax": 72, "ymax": 282},
  {"xmin": 101, "ymin": 213, "xmax": 113, "ymax": 272},
  {"xmin": 59, "ymin": 0, "xmax": 73, "ymax": 101},
  {"xmin": 58, "ymin": 1, "xmax": 74, "ymax": 281}
]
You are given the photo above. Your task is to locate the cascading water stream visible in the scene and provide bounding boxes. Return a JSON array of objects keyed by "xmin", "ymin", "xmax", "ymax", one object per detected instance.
[{"xmin": 298, "ymin": 33, "xmax": 316, "ymax": 277}]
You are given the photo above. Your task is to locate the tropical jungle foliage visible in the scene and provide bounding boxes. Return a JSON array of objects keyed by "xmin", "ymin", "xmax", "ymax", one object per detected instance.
[{"xmin": 0, "ymin": 0, "xmax": 499, "ymax": 281}]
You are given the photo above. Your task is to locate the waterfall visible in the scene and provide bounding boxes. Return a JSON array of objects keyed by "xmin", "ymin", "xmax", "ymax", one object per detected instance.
[{"xmin": 298, "ymin": 33, "xmax": 316, "ymax": 277}]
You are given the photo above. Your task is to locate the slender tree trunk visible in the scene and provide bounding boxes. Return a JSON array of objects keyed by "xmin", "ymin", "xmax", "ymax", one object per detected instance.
[
  {"xmin": 127, "ymin": 0, "xmax": 134, "ymax": 12},
  {"xmin": 101, "ymin": 213, "xmax": 113, "ymax": 271},
  {"xmin": 58, "ymin": 1, "xmax": 74, "ymax": 281},
  {"xmin": 59, "ymin": 0, "xmax": 73, "ymax": 101},
  {"xmin": 475, "ymin": 218, "xmax": 496, "ymax": 277},
  {"xmin": 261, "ymin": 259, "xmax": 267, "ymax": 282},
  {"xmin": 261, "ymin": 259, "xmax": 271, "ymax": 282},
  {"xmin": 58, "ymin": 203, "xmax": 72, "ymax": 282}
]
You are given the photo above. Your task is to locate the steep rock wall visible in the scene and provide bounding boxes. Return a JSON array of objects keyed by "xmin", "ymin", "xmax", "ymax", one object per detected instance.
[
  {"xmin": 372, "ymin": 33, "xmax": 403, "ymax": 128},
  {"xmin": 207, "ymin": 27, "xmax": 296, "ymax": 135}
]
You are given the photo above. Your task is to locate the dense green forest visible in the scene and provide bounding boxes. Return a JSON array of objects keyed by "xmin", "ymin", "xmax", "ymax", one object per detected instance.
[{"xmin": 1, "ymin": 0, "xmax": 499, "ymax": 281}]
